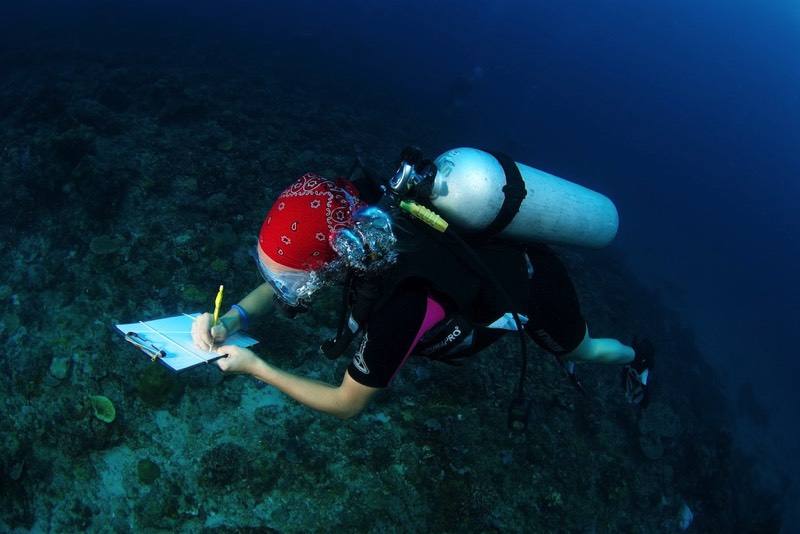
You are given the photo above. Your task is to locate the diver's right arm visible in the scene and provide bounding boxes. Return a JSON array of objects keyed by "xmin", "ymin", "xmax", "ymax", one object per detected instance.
[{"xmin": 192, "ymin": 282, "xmax": 275, "ymax": 350}]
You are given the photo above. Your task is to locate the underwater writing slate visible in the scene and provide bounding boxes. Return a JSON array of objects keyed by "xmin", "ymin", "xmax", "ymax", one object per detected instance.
[{"xmin": 115, "ymin": 313, "xmax": 258, "ymax": 372}]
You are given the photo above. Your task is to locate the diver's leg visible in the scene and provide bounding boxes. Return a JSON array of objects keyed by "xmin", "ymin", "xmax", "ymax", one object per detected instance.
[
  {"xmin": 565, "ymin": 327, "xmax": 635, "ymax": 365},
  {"xmin": 568, "ymin": 328, "xmax": 655, "ymax": 405},
  {"xmin": 524, "ymin": 245, "xmax": 586, "ymax": 356},
  {"xmin": 524, "ymin": 246, "xmax": 654, "ymax": 403}
]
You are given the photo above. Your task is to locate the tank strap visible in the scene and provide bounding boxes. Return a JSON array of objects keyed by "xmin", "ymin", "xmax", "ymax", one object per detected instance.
[{"xmin": 480, "ymin": 150, "xmax": 528, "ymax": 238}]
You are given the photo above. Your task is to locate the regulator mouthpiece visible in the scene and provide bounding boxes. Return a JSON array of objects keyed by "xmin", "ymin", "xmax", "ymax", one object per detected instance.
[{"xmin": 329, "ymin": 207, "xmax": 397, "ymax": 274}]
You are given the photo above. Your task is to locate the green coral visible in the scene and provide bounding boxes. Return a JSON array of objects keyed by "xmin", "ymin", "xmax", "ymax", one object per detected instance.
[{"xmin": 89, "ymin": 395, "xmax": 116, "ymax": 423}]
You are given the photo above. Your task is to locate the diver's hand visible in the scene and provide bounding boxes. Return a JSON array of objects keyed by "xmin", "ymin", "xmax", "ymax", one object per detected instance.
[
  {"xmin": 192, "ymin": 312, "xmax": 228, "ymax": 350},
  {"xmin": 215, "ymin": 345, "xmax": 261, "ymax": 375}
]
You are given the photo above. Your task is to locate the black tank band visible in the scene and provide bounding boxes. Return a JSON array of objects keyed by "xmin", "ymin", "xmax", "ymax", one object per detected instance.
[{"xmin": 479, "ymin": 150, "xmax": 527, "ymax": 238}]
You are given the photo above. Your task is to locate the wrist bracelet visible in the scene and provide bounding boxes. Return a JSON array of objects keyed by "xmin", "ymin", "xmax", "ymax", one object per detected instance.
[{"xmin": 230, "ymin": 304, "xmax": 249, "ymax": 329}]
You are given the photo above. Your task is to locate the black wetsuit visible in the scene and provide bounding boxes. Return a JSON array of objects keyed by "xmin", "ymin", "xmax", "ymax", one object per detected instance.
[{"xmin": 345, "ymin": 241, "xmax": 587, "ymax": 388}]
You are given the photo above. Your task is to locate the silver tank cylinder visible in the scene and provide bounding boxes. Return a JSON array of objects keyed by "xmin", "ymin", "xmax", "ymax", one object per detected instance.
[{"xmin": 430, "ymin": 147, "xmax": 619, "ymax": 248}]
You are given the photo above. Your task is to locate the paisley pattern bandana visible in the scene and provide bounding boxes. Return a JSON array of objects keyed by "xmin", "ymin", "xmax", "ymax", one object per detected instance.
[{"xmin": 258, "ymin": 173, "xmax": 364, "ymax": 270}]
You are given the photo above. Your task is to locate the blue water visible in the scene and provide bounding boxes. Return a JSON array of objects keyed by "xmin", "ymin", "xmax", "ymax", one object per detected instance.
[{"xmin": 2, "ymin": 0, "xmax": 798, "ymax": 531}]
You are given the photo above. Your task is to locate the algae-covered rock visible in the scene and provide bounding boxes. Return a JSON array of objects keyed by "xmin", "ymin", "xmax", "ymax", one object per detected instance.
[
  {"xmin": 49, "ymin": 355, "xmax": 71, "ymax": 380},
  {"xmin": 135, "ymin": 364, "xmax": 185, "ymax": 407},
  {"xmin": 137, "ymin": 459, "xmax": 161, "ymax": 485},
  {"xmin": 89, "ymin": 234, "xmax": 123, "ymax": 255},
  {"xmin": 201, "ymin": 443, "xmax": 247, "ymax": 488},
  {"xmin": 638, "ymin": 402, "xmax": 681, "ymax": 438},
  {"xmin": 0, "ymin": 285, "xmax": 12, "ymax": 300},
  {"xmin": 89, "ymin": 395, "xmax": 116, "ymax": 423},
  {"xmin": 639, "ymin": 432, "xmax": 664, "ymax": 460},
  {"xmin": 2, "ymin": 313, "xmax": 20, "ymax": 334},
  {"xmin": 216, "ymin": 138, "xmax": 233, "ymax": 151}
]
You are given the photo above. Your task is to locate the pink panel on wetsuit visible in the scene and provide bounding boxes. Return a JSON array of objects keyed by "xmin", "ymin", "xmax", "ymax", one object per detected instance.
[{"xmin": 387, "ymin": 294, "xmax": 446, "ymax": 383}]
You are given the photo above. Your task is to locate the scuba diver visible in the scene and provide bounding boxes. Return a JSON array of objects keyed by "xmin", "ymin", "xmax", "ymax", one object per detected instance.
[{"xmin": 190, "ymin": 149, "xmax": 655, "ymax": 427}]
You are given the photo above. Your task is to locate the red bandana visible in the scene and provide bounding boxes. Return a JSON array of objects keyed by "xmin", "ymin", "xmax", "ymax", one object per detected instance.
[{"xmin": 258, "ymin": 173, "xmax": 364, "ymax": 270}]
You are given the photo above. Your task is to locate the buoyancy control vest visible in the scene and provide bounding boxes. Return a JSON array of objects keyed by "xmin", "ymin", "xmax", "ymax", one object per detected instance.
[{"xmin": 321, "ymin": 205, "xmax": 531, "ymax": 361}]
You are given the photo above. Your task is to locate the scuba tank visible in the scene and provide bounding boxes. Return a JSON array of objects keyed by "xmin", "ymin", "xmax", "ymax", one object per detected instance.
[
  {"xmin": 430, "ymin": 147, "xmax": 619, "ymax": 248},
  {"xmin": 333, "ymin": 146, "xmax": 612, "ymax": 431}
]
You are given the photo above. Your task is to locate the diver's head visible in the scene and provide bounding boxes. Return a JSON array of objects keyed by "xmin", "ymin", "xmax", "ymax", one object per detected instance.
[
  {"xmin": 257, "ymin": 173, "xmax": 399, "ymax": 308},
  {"xmin": 256, "ymin": 173, "xmax": 365, "ymax": 307}
]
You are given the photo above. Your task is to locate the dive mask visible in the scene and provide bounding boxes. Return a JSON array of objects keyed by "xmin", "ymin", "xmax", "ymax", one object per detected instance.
[{"xmin": 254, "ymin": 246, "xmax": 321, "ymax": 306}]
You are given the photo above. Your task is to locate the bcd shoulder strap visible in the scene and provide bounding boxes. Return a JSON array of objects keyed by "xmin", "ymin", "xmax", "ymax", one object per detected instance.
[{"xmin": 320, "ymin": 274, "xmax": 382, "ymax": 360}]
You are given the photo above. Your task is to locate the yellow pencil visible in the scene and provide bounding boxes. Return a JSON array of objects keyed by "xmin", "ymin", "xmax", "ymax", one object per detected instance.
[
  {"xmin": 212, "ymin": 284, "xmax": 224, "ymax": 327},
  {"xmin": 209, "ymin": 285, "xmax": 224, "ymax": 353}
]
